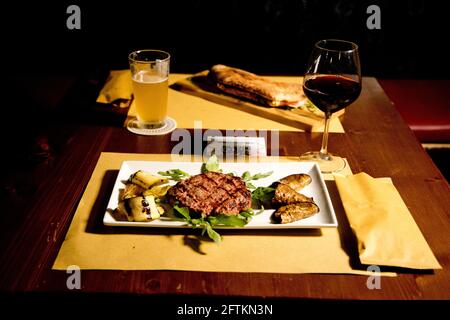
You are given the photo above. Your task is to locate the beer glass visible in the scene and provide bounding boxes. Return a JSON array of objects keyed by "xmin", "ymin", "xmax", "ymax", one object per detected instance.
[{"xmin": 128, "ymin": 50, "xmax": 170, "ymax": 129}]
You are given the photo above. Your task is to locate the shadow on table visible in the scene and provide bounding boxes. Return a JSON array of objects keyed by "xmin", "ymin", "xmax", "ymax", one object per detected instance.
[{"xmin": 325, "ymin": 180, "xmax": 362, "ymax": 270}]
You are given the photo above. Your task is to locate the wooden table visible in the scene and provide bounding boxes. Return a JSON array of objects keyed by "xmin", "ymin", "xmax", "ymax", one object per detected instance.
[{"xmin": 0, "ymin": 77, "xmax": 449, "ymax": 301}]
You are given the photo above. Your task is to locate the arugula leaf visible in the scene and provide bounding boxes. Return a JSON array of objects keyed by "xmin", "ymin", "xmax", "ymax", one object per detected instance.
[
  {"xmin": 173, "ymin": 205, "xmax": 191, "ymax": 220},
  {"xmin": 205, "ymin": 224, "xmax": 222, "ymax": 243},
  {"xmin": 173, "ymin": 206, "xmax": 255, "ymax": 242},
  {"xmin": 239, "ymin": 211, "xmax": 253, "ymax": 219},
  {"xmin": 241, "ymin": 170, "xmax": 273, "ymax": 191},
  {"xmin": 208, "ymin": 214, "xmax": 247, "ymax": 227},
  {"xmin": 173, "ymin": 206, "xmax": 222, "ymax": 243},
  {"xmin": 251, "ymin": 171, "xmax": 273, "ymax": 180},
  {"xmin": 251, "ymin": 187, "xmax": 275, "ymax": 204},
  {"xmin": 241, "ymin": 171, "xmax": 273, "ymax": 182},
  {"xmin": 241, "ymin": 171, "xmax": 252, "ymax": 181},
  {"xmin": 192, "ymin": 218, "xmax": 222, "ymax": 244},
  {"xmin": 158, "ymin": 169, "xmax": 190, "ymax": 181},
  {"xmin": 201, "ymin": 154, "xmax": 221, "ymax": 173},
  {"xmin": 255, "ymin": 205, "xmax": 265, "ymax": 215},
  {"xmin": 246, "ymin": 182, "xmax": 256, "ymax": 190}
]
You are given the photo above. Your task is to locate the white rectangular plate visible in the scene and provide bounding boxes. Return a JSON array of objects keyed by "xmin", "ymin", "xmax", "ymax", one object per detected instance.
[{"xmin": 103, "ymin": 161, "xmax": 338, "ymax": 229}]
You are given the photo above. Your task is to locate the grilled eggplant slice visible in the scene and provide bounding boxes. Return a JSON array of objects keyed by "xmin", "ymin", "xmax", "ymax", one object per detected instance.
[
  {"xmin": 273, "ymin": 183, "xmax": 313, "ymax": 204},
  {"xmin": 274, "ymin": 202, "xmax": 319, "ymax": 224},
  {"xmin": 272, "ymin": 174, "xmax": 319, "ymax": 223},
  {"xmin": 279, "ymin": 174, "xmax": 311, "ymax": 192}
]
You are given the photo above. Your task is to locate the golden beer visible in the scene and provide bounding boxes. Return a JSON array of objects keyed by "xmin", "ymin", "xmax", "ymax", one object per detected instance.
[
  {"xmin": 128, "ymin": 50, "xmax": 170, "ymax": 130},
  {"xmin": 132, "ymin": 71, "xmax": 168, "ymax": 125}
]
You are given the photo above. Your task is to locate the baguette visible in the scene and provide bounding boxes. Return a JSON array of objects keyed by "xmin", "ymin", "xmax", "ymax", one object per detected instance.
[{"xmin": 209, "ymin": 64, "xmax": 304, "ymax": 107}]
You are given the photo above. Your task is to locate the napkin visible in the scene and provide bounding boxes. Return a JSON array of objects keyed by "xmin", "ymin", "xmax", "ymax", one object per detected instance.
[
  {"xmin": 96, "ymin": 70, "xmax": 133, "ymax": 108},
  {"xmin": 335, "ymin": 172, "xmax": 442, "ymax": 270}
]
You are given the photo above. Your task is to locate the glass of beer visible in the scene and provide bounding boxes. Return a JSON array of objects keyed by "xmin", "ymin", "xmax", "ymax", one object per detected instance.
[{"xmin": 128, "ymin": 50, "xmax": 170, "ymax": 129}]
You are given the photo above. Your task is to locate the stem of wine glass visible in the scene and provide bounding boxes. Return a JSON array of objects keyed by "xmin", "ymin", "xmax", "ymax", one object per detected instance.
[{"xmin": 319, "ymin": 113, "xmax": 331, "ymax": 160}]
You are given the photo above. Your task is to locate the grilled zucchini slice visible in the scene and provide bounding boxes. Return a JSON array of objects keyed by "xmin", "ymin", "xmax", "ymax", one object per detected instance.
[{"xmin": 129, "ymin": 171, "xmax": 168, "ymax": 189}]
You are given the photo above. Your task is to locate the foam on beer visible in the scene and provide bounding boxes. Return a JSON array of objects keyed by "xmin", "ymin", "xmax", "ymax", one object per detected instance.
[{"xmin": 133, "ymin": 70, "xmax": 168, "ymax": 83}]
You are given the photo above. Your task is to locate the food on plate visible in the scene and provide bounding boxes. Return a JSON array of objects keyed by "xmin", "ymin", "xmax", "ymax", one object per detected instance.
[
  {"xmin": 114, "ymin": 170, "xmax": 171, "ymax": 222},
  {"xmin": 115, "ymin": 195, "xmax": 164, "ymax": 222},
  {"xmin": 143, "ymin": 184, "xmax": 172, "ymax": 197},
  {"xmin": 279, "ymin": 173, "xmax": 312, "ymax": 192},
  {"xmin": 109, "ymin": 156, "xmax": 326, "ymax": 242},
  {"xmin": 271, "ymin": 173, "xmax": 320, "ymax": 224},
  {"xmin": 120, "ymin": 182, "xmax": 145, "ymax": 201},
  {"xmin": 208, "ymin": 64, "xmax": 305, "ymax": 107},
  {"xmin": 274, "ymin": 202, "xmax": 319, "ymax": 224},
  {"xmin": 273, "ymin": 183, "xmax": 313, "ymax": 205},
  {"xmin": 111, "ymin": 156, "xmax": 267, "ymax": 243},
  {"xmin": 166, "ymin": 171, "xmax": 251, "ymax": 216},
  {"xmin": 129, "ymin": 170, "xmax": 168, "ymax": 189}
]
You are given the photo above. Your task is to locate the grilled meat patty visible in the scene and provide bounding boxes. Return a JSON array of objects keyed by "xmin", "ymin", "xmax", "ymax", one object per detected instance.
[{"xmin": 166, "ymin": 172, "xmax": 251, "ymax": 216}]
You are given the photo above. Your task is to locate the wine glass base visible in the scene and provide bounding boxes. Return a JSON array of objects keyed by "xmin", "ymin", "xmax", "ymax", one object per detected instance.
[{"xmin": 299, "ymin": 151, "xmax": 346, "ymax": 174}]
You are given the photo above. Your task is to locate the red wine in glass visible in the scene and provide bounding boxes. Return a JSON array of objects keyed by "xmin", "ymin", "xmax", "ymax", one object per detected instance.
[
  {"xmin": 300, "ymin": 40, "xmax": 361, "ymax": 173},
  {"xmin": 303, "ymin": 75, "xmax": 361, "ymax": 115}
]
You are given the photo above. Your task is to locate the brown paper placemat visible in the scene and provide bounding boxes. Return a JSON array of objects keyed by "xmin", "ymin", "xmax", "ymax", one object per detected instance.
[{"xmin": 53, "ymin": 153, "xmax": 394, "ymax": 276}]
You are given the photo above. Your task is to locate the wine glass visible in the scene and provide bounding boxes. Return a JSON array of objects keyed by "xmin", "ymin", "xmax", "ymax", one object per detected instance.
[{"xmin": 301, "ymin": 39, "xmax": 362, "ymax": 173}]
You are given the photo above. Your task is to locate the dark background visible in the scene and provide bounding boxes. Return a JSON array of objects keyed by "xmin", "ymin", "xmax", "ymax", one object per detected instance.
[
  {"xmin": 0, "ymin": 0, "xmax": 449, "ymax": 192},
  {"xmin": 0, "ymin": 1, "xmax": 449, "ymax": 295},
  {"xmin": 2, "ymin": 0, "xmax": 450, "ymax": 77}
]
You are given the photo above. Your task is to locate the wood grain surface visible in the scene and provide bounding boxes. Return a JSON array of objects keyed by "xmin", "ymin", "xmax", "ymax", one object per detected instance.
[{"xmin": 0, "ymin": 77, "xmax": 449, "ymax": 300}]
